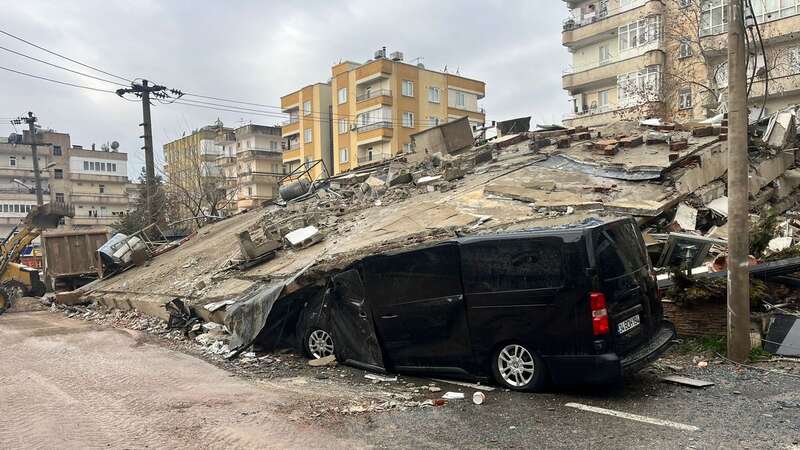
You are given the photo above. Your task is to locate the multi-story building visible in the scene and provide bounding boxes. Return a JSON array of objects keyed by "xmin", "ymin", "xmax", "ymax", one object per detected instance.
[
  {"xmin": 0, "ymin": 128, "xmax": 132, "ymax": 237},
  {"xmin": 280, "ymin": 84, "xmax": 333, "ymax": 180},
  {"xmin": 280, "ymin": 48, "xmax": 487, "ymax": 176},
  {"xmin": 561, "ymin": 0, "xmax": 800, "ymax": 127},
  {"xmin": 163, "ymin": 120, "xmax": 230, "ymax": 218},
  {"xmin": 230, "ymin": 124, "xmax": 283, "ymax": 211},
  {"xmin": 330, "ymin": 49, "xmax": 486, "ymax": 174}
]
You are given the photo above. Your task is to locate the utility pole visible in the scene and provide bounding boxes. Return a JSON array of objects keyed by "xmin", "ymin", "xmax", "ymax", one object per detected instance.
[
  {"xmin": 116, "ymin": 80, "xmax": 166, "ymax": 223},
  {"xmin": 727, "ymin": 0, "xmax": 751, "ymax": 362},
  {"xmin": 16, "ymin": 112, "xmax": 44, "ymax": 206}
]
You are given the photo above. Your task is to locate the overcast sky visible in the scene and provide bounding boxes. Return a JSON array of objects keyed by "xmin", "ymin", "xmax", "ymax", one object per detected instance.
[{"xmin": 0, "ymin": 0, "xmax": 570, "ymax": 179}]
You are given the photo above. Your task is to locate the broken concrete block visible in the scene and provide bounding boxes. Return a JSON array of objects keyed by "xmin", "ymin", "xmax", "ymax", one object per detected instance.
[
  {"xmin": 619, "ymin": 135, "xmax": 643, "ymax": 148},
  {"xmin": 388, "ymin": 172, "xmax": 413, "ymax": 186},
  {"xmin": 602, "ymin": 144, "xmax": 619, "ymax": 156},
  {"xmin": 54, "ymin": 290, "xmax": 87, "ymax": 306},
  {"xmin": 308, "ymin": 355, "xmax": 336, "ymax": 367},
  {"xmin": 671, "ymin": 203, "xmax": 698, "ymax": 231},
  {"xmin": 416, "ymin": 175, "xmax": 443, "ymax": 187},
  {"xmin": 573, "ymin": 132, "xmax": 591, "ymax": 141},
  {"xmin": 284, "ymin": 226, "xmax": 323, "ymax": 249},
  {"xmin": 668, "ymin": 153, "xmax": 680, "ymax": 162},
  {"xmin": 365, "ymin": 176, "xmax": 385, "ymax": 188},
  {"xmin": 443, "ymin": 166, "xmax": 465, "ymax": 182},
  {"xmin": 645, "ymin": 132, "xmax": 669, "ymax": 145},
  {"xmin": 593, "ymin": 139, "xmax": 618, "ymax": 151},
  {"xmin": 474, "ymin": 150, "xmax": 493, "ymax": 165},
  {"xmin": 556, "ymin": 137, "xmax": 571, "ymax": 149}
]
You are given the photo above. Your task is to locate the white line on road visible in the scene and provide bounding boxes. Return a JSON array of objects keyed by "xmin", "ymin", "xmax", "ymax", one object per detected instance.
[{"xmin": 565, "ymin": 402, "xmax": 699, "ymax": 432}]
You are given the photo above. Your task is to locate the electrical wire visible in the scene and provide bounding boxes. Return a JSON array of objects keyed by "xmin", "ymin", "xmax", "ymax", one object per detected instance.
[
  {"xmin": 0, "ymin": 28, "xmax": 132, "ymax": 83},
  {"xmin": 747, "ymin": 0, "xmax": 769, "ymax": 122},
  {"xmin": 0, "ymin": 45, "xmax": 129, "ymax": 87},
  {"xmin": 0, "ymin": 65, "xmax": 117, "ymax": 93}
]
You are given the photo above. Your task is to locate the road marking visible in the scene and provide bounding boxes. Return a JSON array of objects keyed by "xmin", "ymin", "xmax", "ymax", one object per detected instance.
[{"xmin": 565, "ymin": 402, "xmax": 699, "ymax": 432}]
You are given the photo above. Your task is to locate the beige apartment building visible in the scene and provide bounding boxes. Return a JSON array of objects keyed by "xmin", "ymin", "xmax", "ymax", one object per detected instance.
[
  {"xmin": 215, "ymin": 124, "xmax": 283, "ymax": 213},
  {"xmin": 0, "ymin": 128, "xmax": 132, "ymax": 237},
  {"xmin": 562, "ymin": 0, "xmax": 800, "ymax": 127},
  {"xmin": 280, "ymin": 83, "xmax": 333, "ymax": 180},
  {"xmin": 280, "ymin": 49, "xmax": 487, "ymax": 176}
]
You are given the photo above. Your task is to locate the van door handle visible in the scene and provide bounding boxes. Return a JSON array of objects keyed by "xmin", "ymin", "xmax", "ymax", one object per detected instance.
[{"xmin": 381, "ymin": 314, "xmax": 398, "ymax": 319}]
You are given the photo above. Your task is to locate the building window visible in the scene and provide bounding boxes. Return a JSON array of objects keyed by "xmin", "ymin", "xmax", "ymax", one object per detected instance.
[
  {"xmin": 304, "ymin": 128, "xmax": 312, "ymax": 143},
  {"xmin": 618, "ymin": 65, "xmax": 662, "ymax": 105},
  {"xmin": 791, "ymin": 47, "xmax": 800, "ymax": 73},
  {"xmin": 99, "ymin": 184, "xmax": 105, "ymax": 194},
  {"xmin": 9, "ymin": 156, "xmax": 16, "ymax": 167},
  {"xmin": 599, "ymin": 45, "xmax": 612, "ymax": 65},
  {"xmin": 90, "ymin": 161, "xmax": 95, "ymax": 171},
  {"xmin": 303, "ymin": 100, "xmax": 312, "ymax": 116},
  {"xmin": 429, "ymin": 116, "xmax": 440, "ymax": 127},
  {"xmin": 402, "ymin": 112, "xmax": 414, "ymax": 128},
  {"xmin": 248, "ymin": 187, "xmax": 252, "ymax": 196},
  {"xmin": 598, "ymin": 90, "xmax": 610, "ymax": 110},
  {"xmin": 340, "ymin": 148, "xmax": 349, "ymax": 163},
  {"xmin": 428, "ymin": 86, "xmax": 440, "ymax": 103},
  {"xmin": 55, "ymin": 193, "xmax": 64, "ymax": 203},
  {"xmin": 679, "ymin": 39, "xmax": 693, "ymax": 58},
  {"xmin": 54, "ymin": 169, "xmax": 63, "ymax": 179},
  {"xmin": 403, "ymin": 143, "xmax": 413, "ymax": 153},
  {"xmin": 455, "ymin": 91, "xmax": 466, "ymax": 108},
  {"xmin": 270, "ymin": 141, "xmax": 278, "ymax": 151},
  {"xmin": 111, "ymin": 163, "xmax": 117, "ymax": 172},
  {"xmin": 101, "ymin": 162, "xmax": 107, "ymax": 171},
  {"xmin": 402, "ymin": 80, "xmax": 414, "ymax": 97},
  {"xmin": 338, "ymin": 87, "xmax": 347, "ymax": 104},
  {"xmin": 618, "ymin": 15, "xmax": 661, "ymax": 51},
  {"xmin": 83, "ymin": 161, "xmax": 89, "ymax": 170},
  {"xmin": 53, "ymin": 145, "xmax": 62, "ymax": 156},
  {"xmin": 679, "ymin": 87, "xmax": 693, "ymax": 110},
  {"xmin": 338, "ymin": 118, "xmax": 349, "ymax": 134},
  {"xmin": 751, "ymin": 0, "xmax": 799, "ymax": 22},
  {"xmin": 715, "ymin": 61, "xmax": 729, "ymax": 87},
  {"xmin": 700, "ymin": 0, "xmax": 728, "ymax": 36}
]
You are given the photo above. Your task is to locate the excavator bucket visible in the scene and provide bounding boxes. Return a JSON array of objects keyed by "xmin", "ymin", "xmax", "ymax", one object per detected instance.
[{"xmin": 24, "ymin": 203, "xmax": 74, "ymax": 229}]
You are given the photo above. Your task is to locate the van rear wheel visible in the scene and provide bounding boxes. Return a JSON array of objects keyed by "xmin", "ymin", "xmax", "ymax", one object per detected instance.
[{"xmin": 492, "ymin": 343, "xmax": 547, "ymax": 392}]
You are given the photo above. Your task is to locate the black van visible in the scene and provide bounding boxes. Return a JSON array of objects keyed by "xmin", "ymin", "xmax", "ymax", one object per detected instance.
[{"xmin": 300, "ymin": 218, "xmax": 675, "ymax": 391}]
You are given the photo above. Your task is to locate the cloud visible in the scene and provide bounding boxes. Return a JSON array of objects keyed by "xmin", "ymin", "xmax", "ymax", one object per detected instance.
[{"xmin": 0, "ymin": 0, "xmax": 570, "ymax": 178}]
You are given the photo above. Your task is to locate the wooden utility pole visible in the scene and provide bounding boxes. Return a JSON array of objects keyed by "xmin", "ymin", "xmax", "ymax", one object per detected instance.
[
  {"xmin": 116, "ymin": 80, "xmax": 166, "ymax": 223},
  {"xmin": 18, "ymin": 112, "xmax": 44, "ymax": 206},
  {"xmin": 727, "ymin": 0, "xmax": 751, "ymax": 362}
]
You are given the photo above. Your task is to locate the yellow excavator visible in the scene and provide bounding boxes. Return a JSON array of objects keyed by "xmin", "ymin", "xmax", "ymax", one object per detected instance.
[{"xmin": 0, "ymin": 203, "xmax": 73, "ymax": 314}]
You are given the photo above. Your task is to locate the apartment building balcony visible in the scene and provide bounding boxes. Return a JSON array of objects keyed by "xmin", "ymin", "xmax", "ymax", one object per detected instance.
[
  {"xmin": 281, "ymin": 118, "xmax": 300, "ymax": 138},
  {"xmin": 70, "ymin": 193, "xmax": 130, "ymax": 206},
  {"xmin": 214, "ymin": 130, "xmax": 236, "ymax": 146},
  {"xmin": 69, "ymin": 173, "xmax": 129, "ymax": 183},
  {"xmin": 445, "ymin": 76, "xmax": 487, "ymax": 99},
  {"xmin": 562, "ymin": 49, "xmax": 664, "ymax": 93},
  {"xmin": 282, "ymin": 148, "xmax": 303, "ymax": 163},
  {"xmin": 68, "ymin": 216, "xmax": 117, "ymax": 227},
  {"xmin": 357, "ymin": 151, "xmax": 393, "ymax": 165},
  {"xmin": 0, "ymin": 167, "xmax": 51, "ymax": 179},
  {"xmin": 237, "ymin": 149, "xmax": 282, "ymax": 161},
  {"xmin": 356, "ymin": 89, "xmax": 393, "ymax": 109},
  {"xmin": 355, "ymin": 121, "xmax": 393, "ymax": 144},
  {"xmin": 281, "ymin": 92, "xmax": 300, "ymax": 110},
  {"xmin": 563, "ymin": 100, "xmax": 664, "ymax": 128},
  {"xmin": 238, "ymin": 171, "xmax": 280, "ymax": 186},
  {"xmin": 356, "ymin": 59, "xmax": 393, "ymax": 85},
  {"xmin": 216, "ymin": 155, "xmax": 237, "ymax": 166},
  {"xmin": 447, "ymin": 105, "xmax": 486, "ymax": 122},
  {"xmin": 562, "ymin": 0, "xmax": 663, "ymax": 47}
]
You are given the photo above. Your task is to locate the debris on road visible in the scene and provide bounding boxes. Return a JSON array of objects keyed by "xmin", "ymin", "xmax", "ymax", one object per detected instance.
[
  {"xmin": 661, "ymin": 375, "xmax": 715, "ymax": 388},
  {"xmin": 364, "ymin": 374, "xmax": 397, "ymax": 383},
  {"xmin": 308, "ymin": 355, "xmax": 336, "ymax": 367},
  {"xmin": 442, "ymin": 392, "xmax": 465, "ymax": 400}
]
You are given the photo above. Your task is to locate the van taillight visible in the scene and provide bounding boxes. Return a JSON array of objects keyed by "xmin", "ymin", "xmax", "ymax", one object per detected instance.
[{"xmin": 590, "ymin": 292, "xmax": 609, "ymax": 336}]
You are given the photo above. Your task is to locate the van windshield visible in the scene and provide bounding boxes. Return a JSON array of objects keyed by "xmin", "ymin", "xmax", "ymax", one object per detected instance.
[{"xmin": 594, "ymin": 222, "xmax": 647, "ymax": 280}]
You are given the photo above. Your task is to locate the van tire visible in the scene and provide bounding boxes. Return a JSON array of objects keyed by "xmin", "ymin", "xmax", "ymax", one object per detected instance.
[
  {"xmin": 491, "ymin": 343, "xmax": 547, "ymax": 392},
  {"xmin": 305, "ymin": 328, "xmax": 335, "ymax": 359}
]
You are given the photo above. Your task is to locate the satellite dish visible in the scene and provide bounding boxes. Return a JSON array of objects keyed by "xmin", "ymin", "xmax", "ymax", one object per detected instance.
[{"xmin": 110, "ymin": 141, "xmax": 120, "ymax": 151}]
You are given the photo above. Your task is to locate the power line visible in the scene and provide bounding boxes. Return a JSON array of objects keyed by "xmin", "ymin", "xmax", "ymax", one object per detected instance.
[
  {"xmin": 0, "ymin": 65, "xmax": 117, "ymax": 93},
  {"xmin": 0, "ymin": 44, "xmax": 129, "ymax": 87},
  {"xmin": 0, "ymin": 28, "xmax": 132, "ymax": 83}
]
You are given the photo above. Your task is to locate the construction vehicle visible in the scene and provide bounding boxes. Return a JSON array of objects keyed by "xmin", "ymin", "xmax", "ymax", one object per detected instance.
[{"xmin": 0, "ymin": 203, "xmax": 73, "ymax": 314}]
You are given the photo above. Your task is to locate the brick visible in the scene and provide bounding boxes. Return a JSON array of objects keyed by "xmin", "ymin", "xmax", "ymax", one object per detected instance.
[
  {"xmin": 574, "ymin": 125, "xmax": 589, "ymax": 133},
  {"xmin": 619, "ymin": 135, "xmax": 643, "ymax": 148},
  {"xmin": 602, "ymin": 144, "xmax": 619, "ymax": 156},
  {"xmin": 692, "ymin": 126, "xmax": 715, "ymax": 137},
  {"xmin": 668, "ymin": 152, "xmax": 680, "ymax": 162},
  {"xmin": 593, "ymin": 139, "xmax": 618, "ymax": 151},
  {"xmin": 670, "ymin": 140, "xmax": 689, "ymax": 152},
  {"xmin": 719, "ymin": 133, "xmax": 728, "ymax": 142},
  {"xmin": 572, "ymin": 132, "xmax": 591, "ymax": 141},
  {"xmin": 557, "ymin": 137, "xmax": 571, "ymax": 148}
]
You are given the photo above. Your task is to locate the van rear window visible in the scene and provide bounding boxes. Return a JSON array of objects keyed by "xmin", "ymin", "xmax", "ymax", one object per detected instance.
[
  {"xmin": 595, "ymin": 222, "xmax": 647, "ymax": 280},
  {"xmin": 461, "ymin": 238, "xmax": 563, "ymax": 293}
]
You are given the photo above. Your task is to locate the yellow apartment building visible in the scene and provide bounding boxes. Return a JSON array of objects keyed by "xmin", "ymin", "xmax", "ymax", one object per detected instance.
[
  {"xmin": 329, "ymin": 50, "xmax": 486, "ymax": 174},
  {"xmin": 562, "ymin": 0, "xmax": 800, "ymax": 127},
  {"xmin": 280, "ymin": 83, "xmax": 333, "ymax": 180}
]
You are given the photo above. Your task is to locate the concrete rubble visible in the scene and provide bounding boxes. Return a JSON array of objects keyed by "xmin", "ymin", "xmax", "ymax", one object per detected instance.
[{"xmin": 67, "ymin": 110, "xmax": 800, "ymax": 357}]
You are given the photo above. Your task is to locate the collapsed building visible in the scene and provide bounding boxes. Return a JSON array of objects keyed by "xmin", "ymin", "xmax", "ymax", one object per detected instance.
[{"xmin": 62, "ymin": 108, "xmax": 800, "ymax": 358}]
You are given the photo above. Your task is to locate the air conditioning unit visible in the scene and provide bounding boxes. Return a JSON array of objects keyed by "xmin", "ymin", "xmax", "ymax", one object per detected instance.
[
  {"xmin": 390, "ymin": 51, "xmax": 404, "ymax": 62},
  {"xmin": 374, "ymin": 48, "xmax": 386, "ymax": 59}
]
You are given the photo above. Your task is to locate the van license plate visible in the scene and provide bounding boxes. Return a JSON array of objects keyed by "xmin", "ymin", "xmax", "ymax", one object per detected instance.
[{"xmin": 617, "ymin": 314, "xmax": 641, "ymax": 334}]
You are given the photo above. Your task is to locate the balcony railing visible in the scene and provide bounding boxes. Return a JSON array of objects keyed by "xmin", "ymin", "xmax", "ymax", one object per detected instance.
[
  {"xmin": 355, "ymin": 121, "xmax": 393, "ymax": 133},
  {"xmin": 357, "ymin": 152, "xmax": 393, "ymax": 164},
  {"xmin": 356, "ymin": 89, "xmax": 392, "ymax": 102},
  {"xmin": 562, "ymin": 0, "xmax": 647, "ymax": 31},
  {"xmin": 282, "ymin": 142, "xmax": 301, "ymax": 151},
  {"xmin": 279, "ymin": 117, "xmax": 300, "ymax": 126}
]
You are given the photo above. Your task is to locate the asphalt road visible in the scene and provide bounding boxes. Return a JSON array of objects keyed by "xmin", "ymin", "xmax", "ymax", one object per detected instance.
[{"xmin": 1, "ymin": 311, "xmax": 799, "ymax": 449}]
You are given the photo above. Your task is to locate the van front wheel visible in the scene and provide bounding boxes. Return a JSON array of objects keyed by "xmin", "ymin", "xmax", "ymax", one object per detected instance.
[{"xmin": 492, "ymin": 343, "xmax": 547, "ymax": 391}]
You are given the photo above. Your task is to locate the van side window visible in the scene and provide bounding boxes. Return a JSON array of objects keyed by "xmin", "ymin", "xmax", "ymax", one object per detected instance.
[
  {"xmin": 595, "ymin": 224, "xmax": 647, "ymax": 280},
  {"xmin": 462, "ymin": 238, "xmax": 563, "ymax": 293},
  {"xmin": 365, "ymin": 244, "xmax": 461, "ymax": 305}
]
